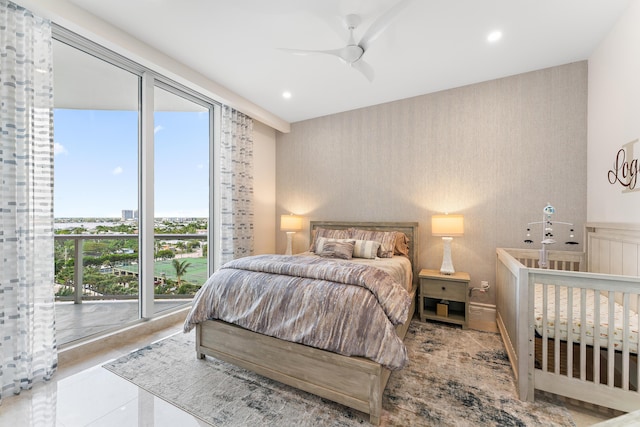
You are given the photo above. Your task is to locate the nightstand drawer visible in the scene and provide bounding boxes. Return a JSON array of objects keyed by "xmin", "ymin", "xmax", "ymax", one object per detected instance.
[{"xmin": 421, "ymin": 279, "xmax": 466, "ymax": 301}]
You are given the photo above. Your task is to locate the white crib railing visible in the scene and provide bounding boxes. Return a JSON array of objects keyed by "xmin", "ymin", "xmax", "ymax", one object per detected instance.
[{"xmin": 496, "ymin": 248, "xmax": 640, "ymax": 413}]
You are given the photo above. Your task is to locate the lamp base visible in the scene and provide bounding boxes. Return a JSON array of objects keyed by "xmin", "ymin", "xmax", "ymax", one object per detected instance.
[
  {"xmin": 285, "ymin": 231, "xmax": 295, "ymax": 255},
  {"xmin": 439, "ymin": 236, "xmax": 455, "ymax": 275}
]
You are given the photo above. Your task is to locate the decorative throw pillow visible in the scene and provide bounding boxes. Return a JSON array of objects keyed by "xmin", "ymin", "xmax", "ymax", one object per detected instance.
[
  {"xmin": 351, "ymin": 229, "xmax": 398, "ymax": 258},
  {"xmin": 314, "ymin": 237, "xmax": 351, "ymax": 253},
  {"xmin": 352, "ymin": 240, "xmax": 381, "ymax": 259},
  {"xmin": 394, "ymin": 232, "xmax": 410, "ymax": 257},
  {"xmin": 318, "ymin": 240, "xmax": 355, "ymax": 260},
  {"xmin": 309, "ymin": 228, "xmax": 352, "ymax": 252}
]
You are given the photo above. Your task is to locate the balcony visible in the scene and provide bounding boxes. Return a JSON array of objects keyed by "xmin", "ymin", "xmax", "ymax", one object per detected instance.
[{"xmin": 54, "ymin": 233, "xmax": 208, "ymax": 346}]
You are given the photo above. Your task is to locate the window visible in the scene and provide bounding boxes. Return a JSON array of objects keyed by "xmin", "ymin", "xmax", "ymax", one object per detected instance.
[{"xmin": 153, "ymin": 86, "xmax": 211, "ymax": 313}]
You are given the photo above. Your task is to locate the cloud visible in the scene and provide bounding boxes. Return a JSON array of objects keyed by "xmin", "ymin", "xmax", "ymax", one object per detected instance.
[
  {"xmin": 154, "ymin": 125, "xmax": 164, "ymax": 134},
  {"xmin": 54, "ymin": 142, "xmax": 67, "ymax": 156},
  {"xmin": 112, "ymin": 166, "xmax": 123, "ymax": 175}
]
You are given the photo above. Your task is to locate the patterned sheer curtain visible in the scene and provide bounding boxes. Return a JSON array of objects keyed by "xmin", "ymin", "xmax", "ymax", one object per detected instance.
[
  {"xmin": 219, "ymin": 106, "xmax": 254, "ymax": 265},
  {"xmin": 0, "ymin": 0, "xmax": 57, "ymax": 401}
]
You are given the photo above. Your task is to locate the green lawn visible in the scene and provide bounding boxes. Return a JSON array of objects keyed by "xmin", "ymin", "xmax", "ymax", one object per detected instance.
[{"xmin": 118, "ymin": 257, "xmax": 209, "ymax": 285}]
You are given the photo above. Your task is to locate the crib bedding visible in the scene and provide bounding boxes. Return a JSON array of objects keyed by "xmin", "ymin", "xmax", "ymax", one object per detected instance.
[
  {"xmin": 184, "ymin": 254, "xmax": 413, "ymax": 370},
  {"xmin": 534, "ymin": 284, "xmax": 639, "ymax": 353}
]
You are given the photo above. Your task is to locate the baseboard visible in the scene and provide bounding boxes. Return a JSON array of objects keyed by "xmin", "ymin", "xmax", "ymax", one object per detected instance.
[{"xmin": 468, "ymin": 302, "xmax": 497, "ymax": 333}]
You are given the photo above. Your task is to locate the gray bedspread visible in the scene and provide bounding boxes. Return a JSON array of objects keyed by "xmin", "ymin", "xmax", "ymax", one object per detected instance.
[{"xmin": 183, "ymin": 254, "xmax": 412, "ymax": 370}]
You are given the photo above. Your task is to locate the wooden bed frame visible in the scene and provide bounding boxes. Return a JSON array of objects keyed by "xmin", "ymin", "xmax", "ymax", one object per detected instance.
[
  {"xmin": 496, "ymin": 223, "xmax": 640, "ymax": 413},
  {"xmin": 195, "ymin": 221, "xmax": 419, "ymax": 425}
]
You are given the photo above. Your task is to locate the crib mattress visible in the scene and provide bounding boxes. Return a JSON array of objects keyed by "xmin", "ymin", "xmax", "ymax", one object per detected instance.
[{"xmin": 534, "ymin": 284, "xmax": 639, "ymax": 354}]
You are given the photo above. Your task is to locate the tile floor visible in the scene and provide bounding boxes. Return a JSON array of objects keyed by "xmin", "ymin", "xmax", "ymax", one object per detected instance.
[
  {"xmin": 0, "ymin": 319, "xmax": 624, "ymax": 426},
  {"xmin": 0, "ymin": 320, "xmax": 209, "ymax": 426}
]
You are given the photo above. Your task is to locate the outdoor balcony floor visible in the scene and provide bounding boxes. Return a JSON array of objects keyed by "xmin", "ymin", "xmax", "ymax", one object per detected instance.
[{"xmin": 55, "ymin": 299, "xmax": 190, "ymax": 346}]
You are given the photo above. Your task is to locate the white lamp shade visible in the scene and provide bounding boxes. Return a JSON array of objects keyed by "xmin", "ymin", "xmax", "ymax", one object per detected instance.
[
  {"xmin": 432, "ymin": 214, "xmax": 464, "ymax": 237},
  {"xmin": 280, "ymin": 214, "xmax": 302, "ymax": 232}
]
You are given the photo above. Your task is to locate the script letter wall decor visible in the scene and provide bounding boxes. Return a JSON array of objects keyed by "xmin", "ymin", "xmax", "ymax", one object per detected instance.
[{"xmin": 608, "ymin": 139, "xmax": 639, "ymax": 193}]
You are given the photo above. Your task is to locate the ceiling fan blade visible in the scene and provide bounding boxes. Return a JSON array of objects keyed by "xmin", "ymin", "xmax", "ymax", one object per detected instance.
[
  {"xmin": 280, "ymin": 46, "xmax": 364, "ymax": 65},
  {"xmin": 278, "ymin": 47, "xmax": 342, "ymax": 56},
  {"xmin": 351, "ymin": 59, "xmax": 375, "ymax": 82},
  {"xmin": 278, "ymin": 47, "xmax": 345, "ymax": 58},
  {"xmin": 359, "ymin": 0, "xmax": 414, "ymax": 51}
]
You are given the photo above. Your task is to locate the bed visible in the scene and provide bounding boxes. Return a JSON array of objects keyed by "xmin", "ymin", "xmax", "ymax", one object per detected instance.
[
  {"xmin": 184, "ymin": 221, "xmax": 419, "ymax": 425},
  {"xmin": 496, "ymin": 223, "xmax": 640, "ymax": 413}
]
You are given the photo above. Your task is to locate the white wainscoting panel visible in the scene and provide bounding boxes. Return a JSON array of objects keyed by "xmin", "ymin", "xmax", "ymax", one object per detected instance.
[{"xmin": 587, "ymin": 223, "xmax": 640, "ymax": 276}]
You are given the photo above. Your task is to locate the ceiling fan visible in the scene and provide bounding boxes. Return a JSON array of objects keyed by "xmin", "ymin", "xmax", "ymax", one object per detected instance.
[{"xmin": 280, "ymin": 0, "xmax": 414, "ymax": 82}]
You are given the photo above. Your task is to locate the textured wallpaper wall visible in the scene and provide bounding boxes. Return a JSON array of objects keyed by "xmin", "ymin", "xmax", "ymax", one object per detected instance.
[{"xmin": 276, "ymin": 61, "xmax": 588, "ymax": 306}]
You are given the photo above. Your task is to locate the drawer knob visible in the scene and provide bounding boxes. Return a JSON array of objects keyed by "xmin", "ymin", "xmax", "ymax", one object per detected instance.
[{"xmin": 442, "ymin": 286, "xmax": 446, "ymax": 291}]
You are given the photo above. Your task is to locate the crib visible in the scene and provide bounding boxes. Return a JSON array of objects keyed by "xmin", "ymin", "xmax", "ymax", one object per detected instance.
[{"xmin": 496, "ymin": 223, "xmax": 640, "ymax": 413}]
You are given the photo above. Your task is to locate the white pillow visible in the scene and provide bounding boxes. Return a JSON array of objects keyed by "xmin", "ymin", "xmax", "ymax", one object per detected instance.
[{"xmin": 352, "ymin": 240, "xmax": 381, "ymax": 259}]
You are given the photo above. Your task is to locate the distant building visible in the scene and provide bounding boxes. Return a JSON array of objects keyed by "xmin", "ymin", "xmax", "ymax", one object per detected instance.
[{"xmin": 121, "ymin": 210, "xmax": 138, "ymax": 221}]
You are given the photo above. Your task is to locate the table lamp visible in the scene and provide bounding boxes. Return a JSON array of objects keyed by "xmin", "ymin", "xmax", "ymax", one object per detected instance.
[
  {"xmin": 432, "ymin": 214, "xmax": 464, "ymax": 275},
  {"xmin": 280, "ymin": 214, "xmax": 303, "ymax": 255}
]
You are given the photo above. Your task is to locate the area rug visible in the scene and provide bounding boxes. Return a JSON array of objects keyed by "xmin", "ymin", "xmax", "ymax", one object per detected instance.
[{"xmin": 103, "ymin": 321, "xmax": 575, "ymax": 426}]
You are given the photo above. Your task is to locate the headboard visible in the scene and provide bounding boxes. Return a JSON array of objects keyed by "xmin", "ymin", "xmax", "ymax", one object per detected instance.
[{"xmin": 310, "ymin": 221, "xmax": 420, "ymax": 285}]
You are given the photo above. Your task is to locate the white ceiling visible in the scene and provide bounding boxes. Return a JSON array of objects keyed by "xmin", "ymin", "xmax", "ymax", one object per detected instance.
[{"xmin": 65, "ymin": 0, "xmax": 631, "ymax": 124}]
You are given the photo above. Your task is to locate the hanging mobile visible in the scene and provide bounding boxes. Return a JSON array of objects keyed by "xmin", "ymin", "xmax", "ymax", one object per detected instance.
[{"xmin": 523, "ymin": 203, "xmax": 577, "ymax": 268}]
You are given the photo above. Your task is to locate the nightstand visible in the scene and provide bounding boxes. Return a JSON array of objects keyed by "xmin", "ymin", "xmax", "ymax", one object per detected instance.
[{"xmin": 419, "ymin": 269, "xmax": 470, "ymax": 329}]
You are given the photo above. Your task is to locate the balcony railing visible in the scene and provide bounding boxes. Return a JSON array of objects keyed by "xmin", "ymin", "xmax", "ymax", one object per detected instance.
[{"xmin": 54, "ymin": 233, "xmax": 208, "ymax": 304}]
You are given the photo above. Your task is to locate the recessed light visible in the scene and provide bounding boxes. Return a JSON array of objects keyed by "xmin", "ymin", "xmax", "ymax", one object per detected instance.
[
  {"xmin": 282, "ymin": 91, "xmax": 292, "ymax": 99},
  {"xmin": 487, "ymin": 30, "xmax": 502, "ymax": 43}
]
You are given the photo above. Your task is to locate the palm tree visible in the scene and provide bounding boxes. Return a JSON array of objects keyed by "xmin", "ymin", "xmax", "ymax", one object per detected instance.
[{"xmin": 172, "ymin": 259, "xmax": 191, "ymax": 286}]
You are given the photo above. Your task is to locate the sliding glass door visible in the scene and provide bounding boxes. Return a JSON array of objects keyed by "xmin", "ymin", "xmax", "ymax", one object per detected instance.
[{"xmin": 52, "ymin": 30, "xmax": 216, "ymax": 345}]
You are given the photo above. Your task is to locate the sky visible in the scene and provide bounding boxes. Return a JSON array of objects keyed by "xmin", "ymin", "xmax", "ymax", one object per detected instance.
[{"xmin": 54, "ymin": 109, "xmax": 210, "ymax": 218}]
